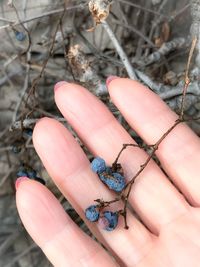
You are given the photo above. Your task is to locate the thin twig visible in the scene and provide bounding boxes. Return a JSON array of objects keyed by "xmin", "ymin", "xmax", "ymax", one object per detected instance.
[
  {"xmin": 0, "ymin": 16, "xmax": 14, "ymax": 23},
  {"xmin": 102, "ymin": 20, "xmax": 137, "ymax": 79},
  {"xmin": 112, "ymin": 19, "xmax": 156, "ymax": 48},
  {"xmin": 0, "ymin": 3, "xmax": 87, "ymax": 31},
  {"xmin": 138, "ymin": 37, "xmax": 186, "ymax": 67},
  {"xmin": 116, "ymin": 0, "xmax": 168, "ymax": 18},
  {"xmin": 180, "ymin": 37, "xmax": 197, "ymax": 120},
  {"xmin": 23, "ymin": 4, "xmax": 68, "ymax": 119}
]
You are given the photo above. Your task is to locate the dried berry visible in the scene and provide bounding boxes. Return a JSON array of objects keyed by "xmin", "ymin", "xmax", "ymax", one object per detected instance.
[
  {"xmin": 15, "ymin": 31, "xmax": 26, "ymax": 41},
  {"xmin": 91, "ymin": 157, "xmax": 106, "ymax": 174},
  {"xmin": 26, "ymin": 169, "xmax": 37, "ymax": 179},
  {"xmin": 16, "ymin": 166, "xmax": 45, "ymax": 185},
  {"xmin": 100, "ymin": 171, "xmax": 126, "ymax": 192},
  {"xmin": 17, "ymin": 166, "xmax": 36, "ymax": 179},
  {"xmin": 17, "ymin": 170, "xmax": 28, "ymax": 178},
  {"xmin": 85, "ymin": 205, "xmax": 100, "ymax": 222},
  {"xmin": 100, "ymin": 211, "xmax": 118, "ymax": 231}
]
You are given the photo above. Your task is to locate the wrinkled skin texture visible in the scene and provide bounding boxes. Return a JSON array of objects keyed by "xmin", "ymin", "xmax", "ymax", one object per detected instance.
[{"xmin": 16, "ymin": 78, "xmax": 200, "ymax": 267}]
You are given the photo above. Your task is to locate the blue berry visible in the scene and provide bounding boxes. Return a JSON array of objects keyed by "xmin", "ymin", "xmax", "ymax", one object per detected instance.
[
  {"xmin": 15, "ymin": 31, "xmax": 26, "ymax": 41},
  {"xmin": 91, "ymin": 157, "xmax": 106, "ymax": 174},
  {"xmin": 16, "ymin": 166, "xmax": 45, "ymax": 184},
  {"xmin": 85, "ymin": 205, "xmax": 99, "ymax": 222},
  {"xmin": 27, "ymin": 169, "xmax": 37, "ymax": 179},
  {"xmin": 100, "ymin": 211, "xmax": 118, "ymax": 231},
  {"xmin": 17, "ymin": 170, "xmax": 28, "ymax": 178},
  {"xmin": 17, "ymin": 166, "xmax": 34, "ymax": 178},
  {"xmin": 99, "ymin": 172, "xmax": 126, "ymax": 192}
]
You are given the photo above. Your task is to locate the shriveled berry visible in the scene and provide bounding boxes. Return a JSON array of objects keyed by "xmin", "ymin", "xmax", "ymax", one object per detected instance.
[
  {"xmin": 100, "ymin": 211, "xmax": 118, "ymax": 231},
  {"xmin": 91, "ymin": 157, "xmax": 106, "ymax": 174},
  {"xmin": 99, "ymin": 172, "xmax": 126, "ymax": 192},
  {"xmin": 85, "ymin": 205, "xmax": 99, "ymax": 222}
]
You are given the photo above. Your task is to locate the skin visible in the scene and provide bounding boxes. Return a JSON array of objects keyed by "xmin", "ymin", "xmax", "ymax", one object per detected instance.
[{"xmin": 16, "ymin": 78, "xmax": 200, "ymax": 267}]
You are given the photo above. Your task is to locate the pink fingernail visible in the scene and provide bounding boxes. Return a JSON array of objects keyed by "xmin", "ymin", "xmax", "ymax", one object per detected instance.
[
  {"xmin": 54, "ymin": 81, "xmax": 68, "ymax": 92},
  {"xmin": 106, "ymin": 76, "xmax": 118, "ymax": 87},
  {"xmin": 15, "ymin": 177, "xmax": 28, "ymax": 190}
]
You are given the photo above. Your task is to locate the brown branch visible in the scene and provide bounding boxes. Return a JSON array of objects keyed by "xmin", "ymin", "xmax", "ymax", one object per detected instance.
[
  {"xmin": 180, "ymin": 37, "xmax": 197, "ymax": 120},
  {"xmin": 22, "ymin": 2, "xmax": 68, "ymax": 121}
]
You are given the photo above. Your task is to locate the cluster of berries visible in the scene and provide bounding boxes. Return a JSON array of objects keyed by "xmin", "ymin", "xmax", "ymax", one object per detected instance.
[
  {"xmin": 17, "ymin": 165, "xmax": 46, "ymax": 185},
  {"xmin": 85, "ymin": 157, "xmax": 126, "ymax": 231},
  {"xmin": 91, "ymin": 157, "xmax": 126, "ymax": 192},
  {"xmin": 85, "ymin": 205, "xmax": 118, "ymax": 231}
]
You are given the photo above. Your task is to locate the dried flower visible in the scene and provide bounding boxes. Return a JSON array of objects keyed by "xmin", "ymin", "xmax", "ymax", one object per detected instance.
[{"xmin": 88, "ymin": 0, "xmax": 112, "ymax": 25}]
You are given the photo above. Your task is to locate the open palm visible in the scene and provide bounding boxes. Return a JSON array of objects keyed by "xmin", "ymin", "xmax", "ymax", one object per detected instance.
[{"xmin": 16, "ymin": 78, "xmax": 200, "ymax": 267}]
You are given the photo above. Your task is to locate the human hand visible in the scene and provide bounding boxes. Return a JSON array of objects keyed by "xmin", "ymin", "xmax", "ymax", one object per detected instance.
[{"xmin": 16, "ymin": 78, "xmax": 200, "ymax": 267}]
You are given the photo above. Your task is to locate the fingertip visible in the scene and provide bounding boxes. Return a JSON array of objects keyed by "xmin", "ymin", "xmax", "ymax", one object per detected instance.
[
  {"xmin": 106, "ymin": 76, "xmax": 119, "ymax": 87},
  {"xmin": 33, "ymin": 117, "xmax": 58, "ymax": 146},
  {"xmin": 108, "ymin": 78, "xmax": 145, "ymax": 92},
  {"xmin": 54, "ymin": 81, "xmax": 69, "ymax": 92},
  {"xmin": 16, "ymin": 179, "xmax": 69, "ymax": 246},
  {"xmin": 16, "ymin": 179, "xmax": 39, "ymax": 215},
  {"xmin": 15, "ymin": 176, "xmax": 29, "ymax": 191}
]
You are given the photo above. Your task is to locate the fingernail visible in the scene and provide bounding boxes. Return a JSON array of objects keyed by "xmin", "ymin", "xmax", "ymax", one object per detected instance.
[
  {"xmin": 106, "ymin": 76, "xmax": 118, "ymax": 87},
  {"xmin": 15, "ymin": 177, "xmax": 28, "ymax": 190},
  {"xmin": 54, "ymin": 81, "xmax": 68, "ymax": 92}
]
